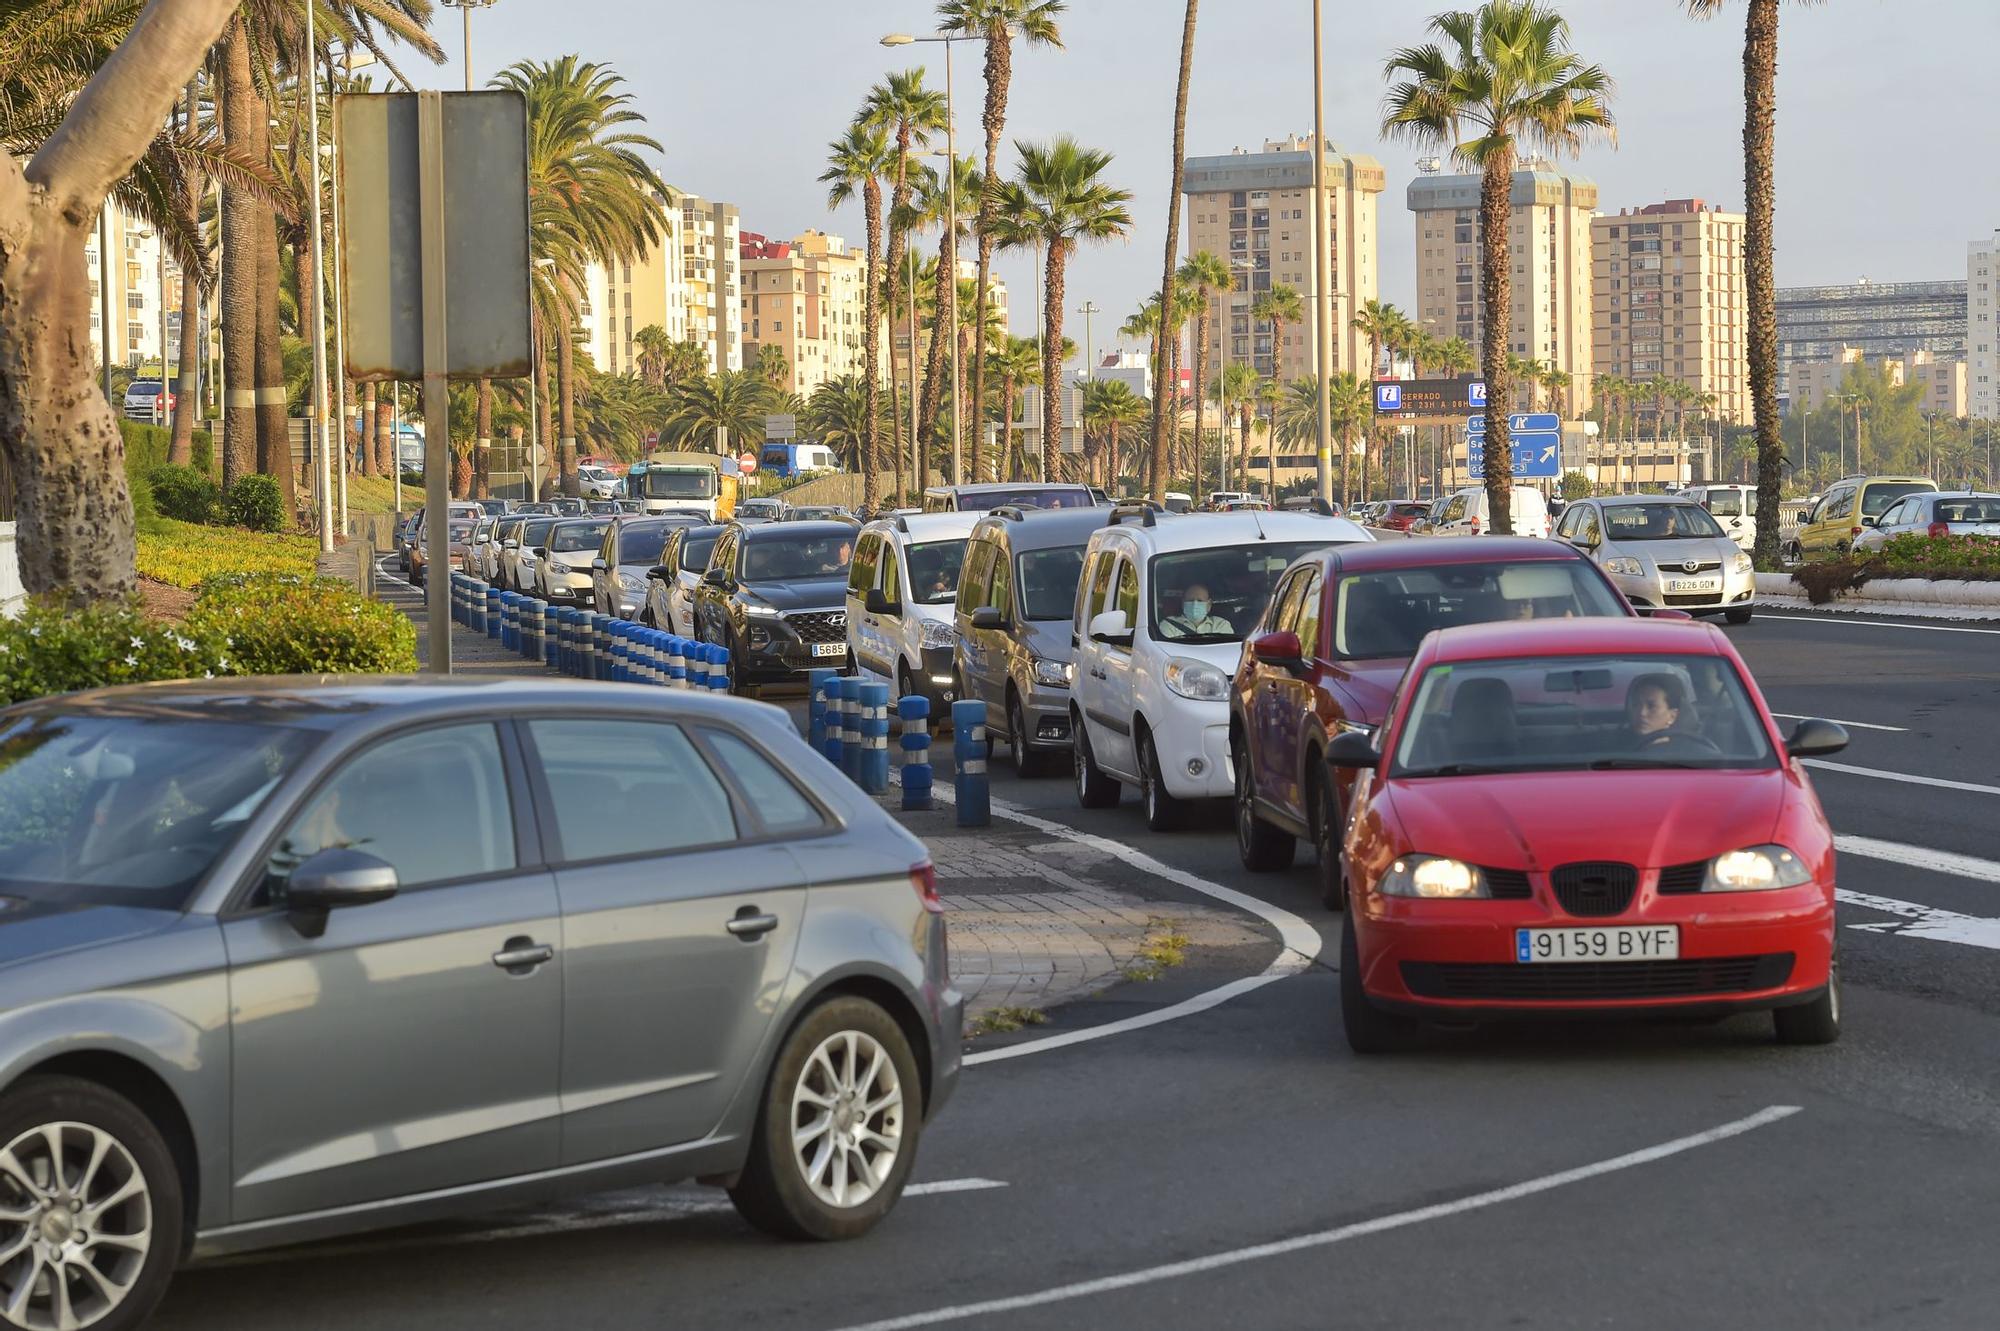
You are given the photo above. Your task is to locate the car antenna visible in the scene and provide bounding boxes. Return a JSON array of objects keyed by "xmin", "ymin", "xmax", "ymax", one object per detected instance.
[{"xmin": 1252, "ymin": 510, "xmax": 1268, "ymax": 541}]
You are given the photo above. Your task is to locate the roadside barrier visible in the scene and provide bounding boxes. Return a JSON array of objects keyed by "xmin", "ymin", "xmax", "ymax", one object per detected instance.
[
  {"xmin": 450, "ymin": 574, "xmax": 464, "ymax": 625},
  {"xmin": 820, "ymin": 673, "xmax": 845, "ymax": 767},
  {"xmin": 500, "ymin": 592, "xmax": 519, "ymax": 653},
  {"xmin": 667, "ymin": 634, "xmax": 688, "ymax": 687},
  {"xmin": 484, "ymin": 587, "xmax": 501, "ymax": 640},
  {"xmin": 952, "ymin": 699, "xmax": 990, "ymax": 827},
  {"xmin": 808, "ymin": 668, "xmax": 837, "ymax": 751},
  {"xmin": 835, "ymin": 677, "xmax": 862, "ymax": 779},
  {"xmin": 858, "ymin": 682, "xmax": 890, "ymax": 794},
  {"xmin": 898, "ymin": 695, "xmax": 932, "ymax": 810}
]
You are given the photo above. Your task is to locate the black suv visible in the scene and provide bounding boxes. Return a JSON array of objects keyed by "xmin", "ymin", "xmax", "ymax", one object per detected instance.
[{"xmin": 693, "ymin": 520, "xmax": 856, "ymax": 693}]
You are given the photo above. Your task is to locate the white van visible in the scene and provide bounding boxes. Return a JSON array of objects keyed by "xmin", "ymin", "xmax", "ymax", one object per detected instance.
[
  {"xmin": 1069, "ymin": 505, "xmax": 1372, "ymax": 830},
  {"xmin": 846, "ymin": 511, "xmax": 983, "ymax": 711},
  {"xmin": 1426, "ymin": 485, "xmax": 1551, "ymax": 539},
  {"xmin": 1680, "ymin": 483, "xmax": 1757, "ymax": 552}
]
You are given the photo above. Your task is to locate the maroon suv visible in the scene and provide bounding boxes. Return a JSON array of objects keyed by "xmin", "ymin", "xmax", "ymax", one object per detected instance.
[{"xmin": 1227, "ymin": 537, "xmax": 1637, "ymax": 908}]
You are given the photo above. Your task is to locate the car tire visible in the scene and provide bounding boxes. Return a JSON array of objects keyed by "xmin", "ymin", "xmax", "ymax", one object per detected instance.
[
  {"xmin": 728, "ymin": 996, "xmax": 923, "ymax": 1242},
  {"xmin": 1774, "ymin": 950, "xmax": 1840, "ymax": 1046},
  {"xmin": 1073, "ymin": 714, "xmax": 1120, "ymax": 810},
  {"xmin": 1782, "ymin": 540, "xmax": 1803, "ymax": 566},
  {"xmin": 1724, "ymin": 606, "xmax": 1754, "ymax": 625},
  {"xmin": 1340, "ymin": 909, "xmax": 1416, "ymax": 1055},
  {"xmin": 1311, "ymin": 768, "xmax": 1346, "ymax": 912},
  {"xmin": 1010, "ymin": 695, "xmax": 1054, "ymax": 779},
  {"xmin": 0, "ymin": 1075, "xmax": 184, "ymax": 1331},
  {"xmin": 1233, "ymin": 736, "xmax": 1295, "ymax": 872},
  {"xmin": 1137, "ymin": 729, "xmax": 1184, "ymax": 834}
]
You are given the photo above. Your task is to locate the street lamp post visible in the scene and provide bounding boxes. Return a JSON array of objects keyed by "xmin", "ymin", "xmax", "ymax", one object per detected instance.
[
  {"xmin": 304, "ymin": 0, "xmax": 335, "ymax": 552},
  {"xmin": 882, "ymin": 32, "xmax": 963, "ymax": 484},
  {"xmin": 1309, "ymin": 0, "xmax": 1335, "ymax": 503},
  {"xmin": 440, "ymin": 0, "xmax": 498, "ymax": 92},
  {"xmin": 1079, "ymin": 301, "xmax": 1099, "ymax": 381}
]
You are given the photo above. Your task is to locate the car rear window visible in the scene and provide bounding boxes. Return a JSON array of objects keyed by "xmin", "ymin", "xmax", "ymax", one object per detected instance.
[
  {"xmin": 551, "ymin": 520, "xmax": 612, "ymax": 553},
  {"xmin": 1862, "ymin": 483, "xmax": 1934, "ymax": 517},
  {"xmin": 1935, "ymin": 499, "xmax": 2000, "ymax": 523},
  {"xmin": 617, "ymin": 523, "xmax": 670, "ymax": 564},
  {"xmin": 1333, "ymin": 560, "xmax": 1629, "ymax": 659},
  {"xmin": 1703, "ymin": 490, "xmax": 1745, "ymax": 517}
]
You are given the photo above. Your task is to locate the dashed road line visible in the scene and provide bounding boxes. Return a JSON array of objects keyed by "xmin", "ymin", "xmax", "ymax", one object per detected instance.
[
  {"xmin": 1805, "ymin": 758, "xmax": 2000, "ymax": 797},
  {"xmin": 1755, "ymin": 613, "xmax": 2000, "ymax": 636},
  {"xmin": 1770, "ymin": 712, "xmax": 1909, "ymax": 734},
  {"xmin": 824, "ymin": 1107, "xmax": 1802, "ymax": 1331}
]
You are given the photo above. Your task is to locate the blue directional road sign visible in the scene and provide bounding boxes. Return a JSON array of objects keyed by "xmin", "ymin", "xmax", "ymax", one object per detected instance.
[
  {"xmin": 1466, "ymin": 414, "xmax": 1486, "ymax": 435},
  {"xmin": 1375, "ymin": 382, "xmax": 1403, "ymax": 412},
  {"xmin": 1468, "ymin": 382, "xmax": 1488, "ymax": 408},
  {"xmin": 1508, "ymin": 413, "xmax": 1559, "ymax": 434},
  {"xmin": 1466, "ymin": 415, "xmax": 1562, "ymax": 479}
]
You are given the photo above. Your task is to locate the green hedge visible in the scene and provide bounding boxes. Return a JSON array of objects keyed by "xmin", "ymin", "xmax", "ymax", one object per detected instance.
[
  {"xmin": 118, "ymin": 419, "xmax": 215, "ymax": 479},
  {"xmin": 222, "ymin": 474, "xmax": 285, "ymax": 532},
  {"xmin": 147, "ymin": 463, "xmax": 219, "ymax": 523},
  {"xmin": 0, "ymin": 600, "xmax": 231, "ymax": 705}
]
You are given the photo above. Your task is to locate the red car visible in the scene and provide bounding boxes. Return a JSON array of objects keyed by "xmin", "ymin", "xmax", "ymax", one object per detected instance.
[
  {"xmin": 1376, "ymin": 501, "xmax": 1431, "ymax": 532},
  {"xmin": 1230, "ymin": 537, "xmax": 1638, "ymax": 908},
  {"xmin": 1326, "ymin": 618, "xmax": 1849, "ymax": 1053}
]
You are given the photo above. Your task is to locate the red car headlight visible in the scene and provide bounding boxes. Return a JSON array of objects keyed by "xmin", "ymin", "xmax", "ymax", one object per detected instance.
[
  {"xmin": 1704, "ymin": 845, "xmax": 1812, "ymax": 892},
  {"xmin": 1380, "ymin": 855, "xmax": 1487, "ymax": 899}
]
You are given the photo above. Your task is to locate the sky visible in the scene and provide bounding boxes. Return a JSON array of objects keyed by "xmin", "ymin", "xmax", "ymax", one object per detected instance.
[{"xmin": 415, "ymin": 0, "xmax": 1999, "ymax": 353}]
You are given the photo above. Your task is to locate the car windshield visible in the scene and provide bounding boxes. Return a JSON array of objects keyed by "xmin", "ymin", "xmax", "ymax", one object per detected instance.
[
  {"xmin": 963, "ymin": 486, "xmax": 1093, "ymax": 510},
  {"xmin": 645, "ymin": 469, "xmax": 715, "ymax": 499},
  {"xmin": 1602, "ymin": 504, "xmax": 1725, "ymax": 540},
  {"xmin": 1151, "ymin": 541, "xmax": 1337, "ymax": 644},
  {"xmin": 617, "ymin": 523, "xmax": 670, "ymax": 564},
  {"xmin": 448, "ymin": 521, "xmax": 474, "ymax": 540},
  {"xmin": 1862, "ymin": 483, "xmax": 1934, "ymax": 517},
  {"xmin": 1935, "ymin": 498, "xmax": 2000, "ymax": 523},
  {"xmin": 1018, "ymin": 546, "xmax": 1087, "ymax": 620},
  {"xmin": 742, "ymin": 533, "xmax": 852, "ymax": 582},
  {"xmin": 907, "ymin": 540, "xmax": 967, "ymax": 605},
  {"xmin": 681, "ymin": 533, "xmax": 720, "ymax": 572},
  {"xmin": 1703, "ymin": 490, "xmax": 1746, "ymax": 517},
  {"xmin": 0, "ymin": 714, "xmax": 317, "ymax": 908},
  {"xmin": 521, "ymin": 519, "xmax": 555, "ymax": 548},
  {"xmin": 740, "ymin": 500, "xmax": 780, "ymax": 515},
  {"xmin": 551, "ymin": 520, "xmax": 611, "ymax": 553},
  {"xmin": 1333, "ymin": 561, "xmax": 1629, "ymax": 659},
  {"xmin": 1390, "ymin": 654, "xmax": 1774, "ymax": 777}
]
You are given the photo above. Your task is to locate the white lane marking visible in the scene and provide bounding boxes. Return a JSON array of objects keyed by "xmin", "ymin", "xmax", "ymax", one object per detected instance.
[
  {"xmin": 1804, "ymin": 758, "xmax": 2000, "ymax": 797},
  {"xmin": 1755, "ymin": 613, "xmax": 2000, "ymax": 636},
  {"xmin": 826, "ymin": 1107, "xmax": 1802, "ymax": 1331},
  {"xmin": 1770, "ymin": 712, "xmax": 1909, "ymax": 734},
  {"xmin": 1835, "ymin": 836, "xmax": 2000, "ymax": 951},
  {"xmin": 934, "ymin": 788, "xmax": 1324, "ymax": 1069},
  {"xmin": 202, "ymin": 1178, "xmax": 1007, "ymax": 1268},
  {"xmin": 1836, "ymin": 835, "xmax": 2000, "ymax": 885}
]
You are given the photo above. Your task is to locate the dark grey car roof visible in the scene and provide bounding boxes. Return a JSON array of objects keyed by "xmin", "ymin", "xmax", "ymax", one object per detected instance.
[
  {"xmin": 736, "ymin": 520, "xmax": 855, "ymax": 542},
  {"xmin": 971, "ymin": 505, "xmax": 1114, "ymax": 551},
  {"xmin": 1593, "ymin": 494, "xmax": 1701, "ymax": 507}
]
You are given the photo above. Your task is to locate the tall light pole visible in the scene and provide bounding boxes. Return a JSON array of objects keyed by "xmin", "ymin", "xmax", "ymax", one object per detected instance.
[
  {"xmin": 1309, "ymin": 0, "xmax": 1334, "ymax": 503},
  {"xmin": 1079, "ymin": 301, "xmax": 1100, "ymax": 381},
  {"xmin": 98, "ymin": 209, "xmax": 116, "ymax": 404},
  {"xmin": 441, "ymin": 0, "xmax": 497, "ymax": 91},
  {"xmin": 304, "ymin": 0, "xmax": 335, "ymax": 552}
]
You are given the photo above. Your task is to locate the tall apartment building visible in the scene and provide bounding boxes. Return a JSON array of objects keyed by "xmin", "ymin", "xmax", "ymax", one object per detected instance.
[
  {"xmin": 681, "ymin": 194, "xmax": 742, "ymax": 374},
  {"xmin": 1591, "ymin": 199, "xmax": 1749, "ymax": 424},
  {"xmin": 85, "ymin": 200, "xmax": 188, "ymax": 376},
  {"xmin": 1410, "ymin": 164, "xmax": 1596, "ymax": 410},
  {"xmin": 1181, "ymin": 135, "xmax": 1383, "ymax": 383},
  {"xmin": 1792, "ymin": 346, "xmax": 1968, "ymax": 417},
  {"xmin": 1971, "ymin": 233, "xmax": 1998, "ymax": 420},
  {"xmin": 1777, "ymin": 278, "xmax": 1964, "ymax": 396},
  {"xmin": 739, "ymin": 231, "xmax": 869, "ymax": 397},
  {"xmin": 581, "ymin": 190, "xmax": 687, "ymax": 378}
]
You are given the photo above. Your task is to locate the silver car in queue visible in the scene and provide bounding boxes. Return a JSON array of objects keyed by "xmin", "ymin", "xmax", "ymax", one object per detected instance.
[
  {"xmin": 0, "ymin": 677, "xmax": 961, "ymax": 1329},
  {"xmin": 1555, "ymin": 493, "xmax": 1758, "ymax": 623}
]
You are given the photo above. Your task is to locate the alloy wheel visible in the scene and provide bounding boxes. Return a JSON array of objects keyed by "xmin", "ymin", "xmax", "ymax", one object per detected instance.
[
  {"xmin": 0, "ymin": 1121, "xmax": 152, "ymax": 1331},
  {"xmin": 790, "ymin": 1031, "xmax": 903, "ymax": 1210}
]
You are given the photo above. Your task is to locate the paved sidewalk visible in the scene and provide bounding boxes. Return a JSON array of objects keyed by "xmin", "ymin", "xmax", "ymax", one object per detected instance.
[{"xmin": 372, "ymin": 566, "xmax": 1274, "ymax": 1026}]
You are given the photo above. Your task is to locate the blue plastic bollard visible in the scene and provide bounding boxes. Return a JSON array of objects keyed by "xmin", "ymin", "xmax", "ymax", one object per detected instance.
[
  {"xmin": 858, "ymin": 682, "xmax": 890, "ymax": 794},
  {"xmin": 621, "ymin": 623, "xmax": 641, "ymax": 683},
  {"xmin": 520, "ymin": 599, "xmax": 538, "ymax": 660},
  {"xmin": 530, "ymin": 600, "xmax": 548, "ymax": 661},
  {"xmin": 833, "ymin": 677, "xmax": 861, "ymax": 775},
  {"xmin": 498, "ymin": 594, "xmax": 516, "ymax": 652},
  {"xmin": 807, "ymin": 668, "xmax": 838, "ymax": 751},
  {"xmin": 953, "ymin": 699, "xmax": 990, "ymax": 827},
  {"xmin": 819, "ymin": 674, "xmax": 845, "ymax": 766},
  {"xmin": 449, "ymin": 574, "xmax": 462, "ymax": 625},
  {"xmin": 662, "ymin": 635, "xmax": 684, "ymax": 688},
  {"xmin": 544, "ymin": 605, "xmax": 561, "ymax": 670},
  {"xmin": 644, "ymin": 629, "xmax": 666, "ymax": 684},
  {"xmin": 597, "ymin": 616, "xmax": 616, "ymax": 682},
  {"xmin": 553, "ymin": 608, "xmax": 571, "ymax": 675},
  {"xmin": 484, "ymin": 588, "xmax": 502, "ymax": 640},
  {"xmin": 603, "ymin": 621, "xmax": 623, "ymax": 681},
  {"xmin": 707, "ymin": 643, "xmax": 730, "ymax": 692},
  {"xmin": 898, "ymin": 695, "xmax": 933, "ymax": 811}
]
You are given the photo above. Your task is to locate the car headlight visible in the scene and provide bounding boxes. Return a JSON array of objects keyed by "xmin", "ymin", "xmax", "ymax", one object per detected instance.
[
  {"xmin": 1163, "ymin": 656, "xmax": 1230, "ymax": 701},
  {"xmin": 1031, "ymin": 656, "xmax": 1070, "ymax": 688},
  {"xmin": 618, "ymin": 572, "xmax": 645, "ymax": 592},
  {"xmin": 1379, "ymin": 855, "xmax": 1488, "ymax": 899},
  {"xmin": 920, "ymin": 619, "xmax": 958, "ymax": 650},
  {"xmin": 1703, "ymin": 844, "xmax": 1812, "ymax": 892},
  {"xmin": 1733, "ymin": 551, "xmax": 1753, "ymax": 574},
  {"xmin": 741, "ymin": 601, "xmax": 782, "ymax": 618},
  {"xmin": 1604, "ymin": 556, "xmax": 1645, "ymax": 577}
]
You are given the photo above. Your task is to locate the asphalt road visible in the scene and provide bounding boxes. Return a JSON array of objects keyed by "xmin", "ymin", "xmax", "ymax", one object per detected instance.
[{"xmin": 154, "ymin": 607, "xmax": 2000, "ymax": 1330}]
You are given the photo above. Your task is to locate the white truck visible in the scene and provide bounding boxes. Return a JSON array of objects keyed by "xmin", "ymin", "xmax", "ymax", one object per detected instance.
[{"xmin": 636, "ymin": 452, "xmax": 738, "ymax": 521}]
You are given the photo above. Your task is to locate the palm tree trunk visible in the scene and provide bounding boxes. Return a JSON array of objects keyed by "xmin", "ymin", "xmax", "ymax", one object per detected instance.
[
  {"xmin": 556, "ymin": 284, "xmax": 578, "ymax": 494},
  {"xmin": 1189, "ymin": 311, "xmax": 1209, "ymax": 499},
  {"xmin": 254, "ymin": 172, "xmax": 295, "ymax": 519},
  {"xmin": 475, "ymin": 378, "xmax": 493, "ymax": 498},
  {"xmin": 1238, "ymin": 406, "xmax": 1252, "ymax": 492},
  {"xmin": 374, "ymin": 384, "xmax": 394, "ymax": 477},
  {"xmin": 1478, "ymin": 147, "xmax": 1516, "ymax": 533},
  {"xmin": 861, "ymin": 181, "xmax": 884, "ymax": 512},
  {"xmin": 168, "ymin": 79, "xmax": 204, "ymax": 466},
  {"xmin": 1041, "ymin": 241, "xmax": 1070, "ymax": 484},
  {"xmin": 1000, "ymin": 373, "xmax": 1016, "ymax": 483},
  {"xmin": 917, "ymin": 230, "xmax": 952, "ymax": 484},
  {"xmin": 359, "ymin": 381, "xmax": 376, "ymax": 477},
  {"xmin": 1744, "ymin": 0, "xmax": 1782, "ymax": 568},
  {"xmin": 218, "ymin": 20, "xmax": 258, "ymax": 489},
  {"xmin": 969, "ymin": 33, "xmax": 1012, "ymax": 495},
  {"xmin": 1147, "ymin": 0, "xmax": 1199, "ymax": 501},
  {"xmin": 534, "ymin": 316, "xmax": 555, "ymax": 499}
]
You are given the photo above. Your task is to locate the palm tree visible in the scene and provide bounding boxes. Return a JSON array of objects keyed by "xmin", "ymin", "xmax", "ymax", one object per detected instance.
[
  {"xmin": 1147, "ymin": 0, "xmax": 1200, "ymax": 501},
  {"xmin": 988, "ymin": 336, "xmax": 1042, "ymax": 482},
  {"xmin": 862, "ymin": 67, "xmax": 949, "ymax": 485},
  {"xmin": 824, "ymin": 111, "xmax": 901, "ymax": 518},
  {"xmin": 1216, "ymin": 362, "xmax": 1262, "ymax": 490},
  {"xmin": 752, "ymin": 343, "xmax": 790, "ymax": 391},
  {"xmin": 496, "ymin": 56, "xmax": 671, "ymax": 494},
  {"xmin": 634, "ymin": 324, "xmax": 674, "ymax": 387},
  {"xmin": 1000, "ymin": 139, "xmax": 1132, "ymax": 484},
  {"xmin": 1541, "ymin": 364, "xmax": 1572, "ymax": 418},
  {"xmin": 665, "ymin": 370, "xmax": 775, "ymax": 452},
  {"xmin": 908, "ymin": 154, "xmax": 981, "ymax": 483},
  {"xmin": 1082, "ymin": 377, "xmax": 1147, "ymax": 489},
  {"xmin": 1251, "ymin": 282, "xmax": 1303, "ymax": 384},
  {"xmin": 1685, "ymin": 0, "xmax": 1818, "ymax": 568},
  {"xmin": 1384, "ymin": 0, "xmax": 1614, "ymax": 532},
  {"xmin": 1437, "ymin": 336, "xmax": 1475, "ymax": 380},
  {"xmin": 1327, "ymin": 371, "xmax": 1372, "ymax": 508},
  {"xmin": 1352, "ymin": 298, "xmax": 1404, "ymax": 382},
  {"xmin": 1177, "ymin": 250, "xmax": 1232, "ymax": 495},
  {"xmin": 805, "ymin": 374, "xmax": 876, "ymax": 471},
  {"xmin": 938, "ymin": 0, "xmax": 1065, "ymax": 495}
]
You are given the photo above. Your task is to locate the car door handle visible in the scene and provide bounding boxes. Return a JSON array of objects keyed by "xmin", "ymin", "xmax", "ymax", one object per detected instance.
[
  {"xmin": 492, "ymin": 938, "xmax": 555, "ymax": 973},
  {"xmin": 726, "ymin": 910, "xmax": 780, "ymax": 940}
]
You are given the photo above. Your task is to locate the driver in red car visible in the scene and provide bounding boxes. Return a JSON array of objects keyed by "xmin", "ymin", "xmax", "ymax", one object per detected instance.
[{"xmin": 1625, "ymin": 674, "xmax": 1708, "ymax": 756}]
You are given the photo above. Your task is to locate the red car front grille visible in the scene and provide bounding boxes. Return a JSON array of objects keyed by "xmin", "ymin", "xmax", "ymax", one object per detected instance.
[
  {"xmin": 1551, "ymin": 862, "xmax": 1638, "ymax": 917},
  {"xmin": 1400, "ymin": 954, "xmax": 1795, "ymax": 1001}
]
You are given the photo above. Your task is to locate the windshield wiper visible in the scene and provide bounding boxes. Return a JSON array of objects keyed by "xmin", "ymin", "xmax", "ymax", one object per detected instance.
[
  {"xmin": 1586, "ymin": 757, "xmax": 1708, "ymax": 770},
  {"xmin": 1396, "ymin": 763, "xmax": 1528, "ymax": 778}
]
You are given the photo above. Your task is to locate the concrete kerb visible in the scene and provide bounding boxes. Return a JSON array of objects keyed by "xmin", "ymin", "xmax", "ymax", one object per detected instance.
[{"xmin": 1754, "ymin": 571, "xmax": 2000, "ymax": 621}]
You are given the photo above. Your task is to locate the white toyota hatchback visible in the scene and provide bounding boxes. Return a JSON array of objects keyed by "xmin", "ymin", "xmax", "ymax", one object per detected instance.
[{"xmin": 1069, "ymin": 506, "xmax": 1371, "ymax": 830}]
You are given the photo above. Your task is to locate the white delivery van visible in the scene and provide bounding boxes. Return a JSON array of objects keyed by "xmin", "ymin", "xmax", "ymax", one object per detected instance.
[
  {"xmin": 1680, "ymin": 483, "xmax": 1757, "ymax": 552},
  {"xmin": 1426, "ymin": 485, "xmax": 1551, "ymax": 539}
]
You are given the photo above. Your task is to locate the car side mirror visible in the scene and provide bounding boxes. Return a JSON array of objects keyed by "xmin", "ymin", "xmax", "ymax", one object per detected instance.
[
  {"xmin": 503, "ymin": 539, "xmax": 518, "ymax": 550},
  {"xmin": 1088, "ymin": 609, "xmax": 1132, "ymax": 645},
  {"xmin": 1859, "ymin": 515, "xmax": 1879, "ymax": 527},
  {"xmin": 1649, "ymin": 607, "xmax": 1696, "ymax": 621},
  {"xmin": 865, "ymin": 587, "xmax": 903, "ymax": 616},
  {"xmin": 1251, "ymin": 629, "xmax": 1306, "ymax": 673},
  {"xmin": 1785, "ymin": 717, "xmax": 1849, "ymax": 759},
  {"xmin": 591, "ymin": 558, "xmax": 608, "ymax": 571},
  {"xmin": 1325, "ymin": 730, "xmax": 1381, "ymax": 769},
  {"xmin": 647, "ymin": 564, "xmax": 671, "ymax": 581},
  {"xmin": 284, "ymin": 848, "xmax": 399, "ymax": 940},
  {"xmin": 704, "ymin": 567, "xmax": 729, "ymax": 586},
  {"xmin": 970, "ymin": 605, "xmax": 1007, "ymax": 631}
]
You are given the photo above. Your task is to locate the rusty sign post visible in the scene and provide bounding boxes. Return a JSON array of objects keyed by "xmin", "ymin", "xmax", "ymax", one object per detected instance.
[{"xmin": 337, "ymin": 89, "xmax": 531, "ymax": 672}]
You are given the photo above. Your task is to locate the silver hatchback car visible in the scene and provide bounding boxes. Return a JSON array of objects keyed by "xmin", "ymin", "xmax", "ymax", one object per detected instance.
[
  {"xmin": 0, "ymin": 678, "xmax": 960, "ymax": 1329},
  {"xmin": 1556, "ymin": 494, "xmax": 1757, "ymax": 623}
]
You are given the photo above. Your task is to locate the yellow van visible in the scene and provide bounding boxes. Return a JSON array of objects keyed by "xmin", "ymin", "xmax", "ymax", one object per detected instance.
[{"xmin": 1792, "ymin": 475, "xmax": 1937, "ymax": 563}]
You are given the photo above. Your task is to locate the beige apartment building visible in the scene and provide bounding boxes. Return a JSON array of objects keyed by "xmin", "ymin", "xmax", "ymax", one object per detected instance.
[
  {"xmin": 682, "ymin": 194, "xmax": 742, "ymax": 374},
  {"xmin": 1792, "ymin": 346, "xmax": 1968, "ymax": 416},
  {"xmin": 582, "ymin": 191, "xmax": 687, "ymax": 379},
  {"xmin": 886, "ymin": 257, "xmax": 1009, "ymax": 394},
  {"xmin": 740, "ymin": 231, "xmax": 870, "ymax": 396},
  {"xmin": 1181, "ymin": 135, "xmax": 1383, "ymax": 383},
  {"xmin": 1410, "ymin": 164, "xmax": 1595, "ymax": 411},
  {"xmin": 1591, "ymin": 199, "xmax": 1749, "ymax": 425},
  {"xmin": 1972, "ymin": 232, "xmax": 1998, "ymax": 420}
]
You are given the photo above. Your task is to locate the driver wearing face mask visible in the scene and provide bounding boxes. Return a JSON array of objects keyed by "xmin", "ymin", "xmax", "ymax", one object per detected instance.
[{"xmin": 1162, "ymin": 582, "xmax": 1233, "ymax": 639}]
